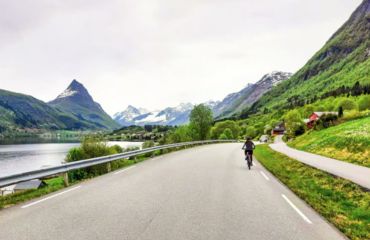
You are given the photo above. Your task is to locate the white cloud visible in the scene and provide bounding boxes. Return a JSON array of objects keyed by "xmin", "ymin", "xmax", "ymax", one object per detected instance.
[{"xmin": 0, "ymin": 0, "xmax": 362, "ymax": 114}]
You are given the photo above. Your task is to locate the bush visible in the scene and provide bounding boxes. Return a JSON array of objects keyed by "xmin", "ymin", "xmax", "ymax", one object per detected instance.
[
  {"xmin": 284, "ymin": 110, "xmax": 305, "ymax": 138},
  {"xmin": 358, "ymin": 95, "xmax": 370, "ymax": 111},
  {"xmin": 343, "ymin": 109, "xmax": 362, "ymax": 121},
  {"xmin": 219, "ymin": 128, "xmax": 233, "ymax": 139},
  {"xmin": 218, "ymin": 133, "xmax": 228, "ymax": 140},
  {"xmin": 142, "ymin": 140, "xmax": 155, "ymax": 149},
  {"xmin": 210, "ymin": 120, "xmax": 240, "ymax": 139},
  {"xmin": 66, "ymin": 137, "xmax": 123, "ymax": 182},
  {"xmin": 314, "ymin": 113, "xmax": 338, "ymax": 129},
  {"xmin": 168, "ymin": 126, "xmax": 192, "ymax": 143},
  {"xmin": 337, "ymin": 99, "xmax": 358, "ymax": 111},
  {"xmin": 245, "ymin": 126, "xmax": 257, "ymax": 139}
]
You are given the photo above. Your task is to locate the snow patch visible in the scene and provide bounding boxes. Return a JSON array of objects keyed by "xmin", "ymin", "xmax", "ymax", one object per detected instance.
[{"xmin": 56, "ymin": 89, "xmax": 78, "ymax": 99}]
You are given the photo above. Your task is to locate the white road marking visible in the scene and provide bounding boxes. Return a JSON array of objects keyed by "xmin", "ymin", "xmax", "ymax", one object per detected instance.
[
  {"xmin": 282, "ymin": 194, "xmax": 313, "ymax": 224},
  {"xmin": 113, "ymin": 166, "xmax": 136, "ymax": 175},
  {"xmin": 260, "ymin": 171, "xmax": 270, "ymax": 181},
  {"xmin": 21, "ymin": 186, "xmax": 81, "ymax": 209}
]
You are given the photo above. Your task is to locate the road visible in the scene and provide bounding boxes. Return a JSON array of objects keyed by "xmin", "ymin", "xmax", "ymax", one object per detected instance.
[
  {"xmin": 0, "ymin": 143, "xmax": 346, "ymax": 240},
  {"xmin": 271, "ymin": 135, "xmax": 370, "ymax": 190}
]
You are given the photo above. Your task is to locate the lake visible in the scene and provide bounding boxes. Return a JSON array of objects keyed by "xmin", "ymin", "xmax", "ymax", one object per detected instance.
[{"xmin": 0, "ymin": 141, "xmax": 143, "ymax": 177}]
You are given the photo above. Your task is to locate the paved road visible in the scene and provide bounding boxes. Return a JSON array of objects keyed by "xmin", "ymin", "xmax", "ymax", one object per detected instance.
[
  {"xmin": 0, "ymin": 144, "xmax": 346, "ymax": 240},
  {"xmin": 271, "ymin": 135, "xmax": 370, "ymax": 190}
]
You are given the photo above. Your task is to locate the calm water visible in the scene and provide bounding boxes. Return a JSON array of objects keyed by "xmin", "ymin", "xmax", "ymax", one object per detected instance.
[{"xmin": 0, "ymin": 141, "xmax": 143, "ymax": 177}]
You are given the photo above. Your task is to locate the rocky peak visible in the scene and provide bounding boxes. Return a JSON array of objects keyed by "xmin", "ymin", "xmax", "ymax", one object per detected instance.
[
  {"xmin": 256, "ymin": 71, "xmax": 292, "ymax": 86},
  {"xmin": 55, "ymin": 79, "xmax": 92, "ymax": 101}
]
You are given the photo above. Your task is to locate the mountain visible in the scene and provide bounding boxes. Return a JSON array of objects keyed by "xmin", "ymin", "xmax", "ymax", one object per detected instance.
[
  {"xmin": 113, "ymin": 105, "xmax": 149, "ymax": 126},
  {"xmin": 214, "ymin": 71, "xmax": 292, "ymax": 118},
  {"xmin": 0, "ymin": 89, "xmax": 95, "ymax": 132},
  {"xmin": 114, "ymin": 103, "xmax": 194, "ymax": 126},
  {"xmin": 112, "ymin": 71, "xmax": 291, "ymax": 126},
  {"xmin": 244, "ymin": 0, "xmax": 370, "ymax": 116},
  {"xmin": 49, "ymin": 80, "xmax": 120, "ymax": 130}
]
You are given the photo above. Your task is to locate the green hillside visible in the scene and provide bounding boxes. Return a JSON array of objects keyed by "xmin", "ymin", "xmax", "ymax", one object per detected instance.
[
  {"xmin": 242, "ymin": 0, "xmax": 370, "ymax": 116},
  {"xmin": 48, "ymin": 80, "xmax": 120, "ymax": 130},
  {"xmin": 0, "ymin": 89, "xmax": 96, "ymax": 132},
  {"xmin": 289, "ymin": 117, "xmax": 370, "ymax": 167}
]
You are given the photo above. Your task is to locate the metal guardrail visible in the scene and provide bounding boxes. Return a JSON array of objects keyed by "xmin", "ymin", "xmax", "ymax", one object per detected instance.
[{"xmin": 0, "ymin": 140, "xmax": 237, "ymax": 188}]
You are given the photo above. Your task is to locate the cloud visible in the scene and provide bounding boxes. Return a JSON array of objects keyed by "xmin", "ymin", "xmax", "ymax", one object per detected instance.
[{"xmin": 0, "ymin": 0, "xmax": 362, "ymax": 114}]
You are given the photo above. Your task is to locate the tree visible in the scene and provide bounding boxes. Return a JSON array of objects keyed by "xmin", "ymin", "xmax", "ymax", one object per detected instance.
[
  {"xmin": 189, "ymin": 104, "xmax": 213, "ymax": 140},
  {"xmin": 284, "ymin": 110, "xmax": 304, "ymax": 138},
  {"xmin": 303, "ymin": 105, "xmax": 314, "ymax": 118},
  {"xmin": 245, "ymin": 126, "xmax": 257, "ymax": 139},
  {"xmin": 358, "ymin": 95, "xmax": 370, "ymax": 111},
  {"xmin": 220, "ymin": 128, "xmax": 234, "ymax": 140},
  {"xmin": 168, "ymin": 125, "xmax": 192, "ymax": 143},
  {"xmin": 210, "ymin": 120, "xmax": 240, "ymax": 139},
  {"xmin": 337, "ymin": 99, "xmax": 358, "ymax": 111}
]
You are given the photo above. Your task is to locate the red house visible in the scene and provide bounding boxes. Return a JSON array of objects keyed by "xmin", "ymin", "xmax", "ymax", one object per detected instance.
[{"xmin": 305, "ymin": 112, "xmax": 338, "ymax": 129}]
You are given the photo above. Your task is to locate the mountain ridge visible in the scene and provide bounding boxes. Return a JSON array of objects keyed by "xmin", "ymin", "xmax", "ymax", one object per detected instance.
[
  {"xmin": 113, "ymin": 71, "xmax": 291, "ymax": 126},
  {"xmin": 214, "ymin": 71, "xmax": 292, "ymax": 118},
  {"xmin": 243, "ymin": 0, "xmax": 370, "ymax": 116},
  {"xmin": 0, "ymin": 88, "xmax": 97, "ymax": 132},
  {"xmin": 49, "ymin": 80, "xmax": 120, "ymax": 130}
]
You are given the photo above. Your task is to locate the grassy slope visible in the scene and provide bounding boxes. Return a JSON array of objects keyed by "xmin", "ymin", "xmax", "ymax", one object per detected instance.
[
  {"xmin": 289, "ymin": 117, "xmax": 370, "ymax": 167},
  {"xmin": 252, "ymin": 43, "xmax": 370, "ymax": 112},
  {"xmin": 51, "ymin": 100, "xmax": 120, "ymax": 130},
  {"xmin": 0, "ymin": 88, "xmax": 108, "ymax": 131},
  {"xmin": 255, "ymin": 145, "xmax": 370, "ymax": 240},
  {"xmin": 245, "ymin": 1, "xmax": 370, "ymax": 114}
]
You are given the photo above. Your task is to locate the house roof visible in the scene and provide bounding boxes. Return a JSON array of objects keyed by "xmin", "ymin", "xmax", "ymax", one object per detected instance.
[
  {"xmin": 14, "ymin": 179, "xmax": 44, "ymax": 190},
  {"xmin": 313, "ymin": 112, "xmax": 338, "ymax": 117}
]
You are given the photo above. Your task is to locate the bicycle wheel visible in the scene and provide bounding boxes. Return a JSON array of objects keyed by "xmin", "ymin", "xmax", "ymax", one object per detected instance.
[{"xmin": 247, "ymin": 154, "xmax": 251, "ymax": 170}]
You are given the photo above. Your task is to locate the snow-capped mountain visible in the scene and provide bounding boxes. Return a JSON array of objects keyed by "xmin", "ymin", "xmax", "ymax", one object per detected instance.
[
  {"xmin": 113, "ymin": 103, "xmax": 195, "ymax": 126},
  {"xmin": 113, "ymin": 105, "xmax": 149, "ymax": 126},
  {"xmin": 49, "ymin": 79, "xmax": 120, "ymax": 130},
  {"xmin": 114, "ymin": 71, "xmax": 291, "ymax": 126},
  {"xmin": 213, "ymin": 71, "xmax": 292, "ymax": 118}
]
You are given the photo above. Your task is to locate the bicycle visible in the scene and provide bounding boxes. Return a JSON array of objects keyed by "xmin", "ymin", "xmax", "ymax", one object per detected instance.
[{"xmin": 244, "ymin": 151, "xmax": 253, "ymax": 170}]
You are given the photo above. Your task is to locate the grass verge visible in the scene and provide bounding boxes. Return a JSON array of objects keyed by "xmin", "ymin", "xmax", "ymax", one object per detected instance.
[
  {"xmin": 254, "ymin": 144, "xmax": 370, "ymax": 240},
  {"xmin": 0, "ymin": 177, "xmax": 65, "ymax": 209},
  {"xmin": 288, "ymin": 116, "xmax": 370, "ymax": 167}
]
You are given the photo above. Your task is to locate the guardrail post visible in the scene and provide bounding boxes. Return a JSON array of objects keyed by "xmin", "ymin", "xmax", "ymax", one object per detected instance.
[
  {"xmin": 63, "ymin": 172, "xmax": 69, "ymax": 187},
  {"xmin": 107, "ymin": 162, "xmax": 112, "ymax": 172},
  {"xmin": 106, "ymin": 162, "xmax": 112, "ymax": 173}
]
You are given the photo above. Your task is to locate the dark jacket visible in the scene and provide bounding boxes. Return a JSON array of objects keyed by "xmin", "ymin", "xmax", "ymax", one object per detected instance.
[{"xmin": 243, "ymin": 140, "xmax": 255, "ymax": 151}]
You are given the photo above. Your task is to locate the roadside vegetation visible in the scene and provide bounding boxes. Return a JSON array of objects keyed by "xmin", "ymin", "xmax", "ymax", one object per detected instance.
[
  {"xmin": 0, "ymin": 177, "xmax": 65, "ymax": 209},
  {"xmin": 289, "ymin": 116, "xmax": 370, "ymax": 167},
  {"xmin": 254, "ymin": 144, "xmax": 370, "ymax": 240}
]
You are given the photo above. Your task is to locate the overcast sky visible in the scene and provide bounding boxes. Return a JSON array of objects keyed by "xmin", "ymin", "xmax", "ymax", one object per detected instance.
[{"xmin": 0, "ymin": 0, "xmax": 362, "ymax": 115}]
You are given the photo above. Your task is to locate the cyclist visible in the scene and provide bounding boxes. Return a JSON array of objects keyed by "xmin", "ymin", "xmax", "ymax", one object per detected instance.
[{"xmin": 242, "ymin": 137, "xmax": 255, "ymax": 165}]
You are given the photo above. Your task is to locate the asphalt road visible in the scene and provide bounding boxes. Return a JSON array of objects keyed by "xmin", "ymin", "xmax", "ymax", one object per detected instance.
[
  {"xmin": 0, "ymin": 143, "xmax": 346, "ymax": 240},
  {"xmin": 271, "ymin": 135, "xmax": 370, "ymax": 190}
]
